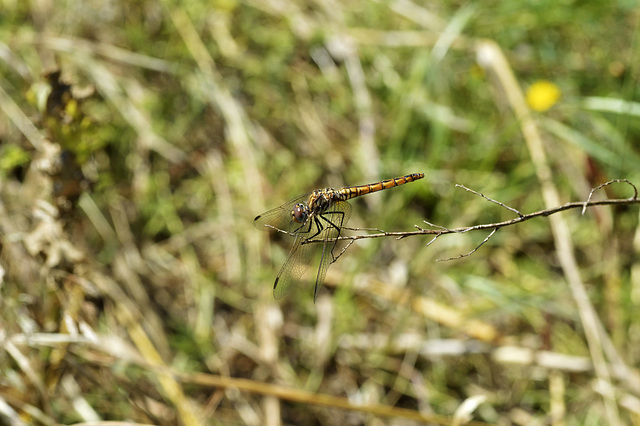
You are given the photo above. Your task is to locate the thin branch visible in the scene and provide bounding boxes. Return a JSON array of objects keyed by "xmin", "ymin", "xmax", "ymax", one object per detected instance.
[
  {"xmin": 582, "ymin": 179, "xmax": 637, "ymax": 215},
  {"xmin": 332, "ymin": 239, "xmax": 355, "ymax": 264},
  {"xmin": 298, "ymin": 179, "xmax": 639, "ymax": 244},
  {"xmin": 437, "ymin": 228, "xmax": 497, "ymax": 262},
  {"xmin": 418, "ymin": 220, "xmax": 449, "ymax": 232},
  {"xmin": 456, "ymin": 184, "xmax": 523, "ymax": 217},
  {"xmin": 341, "ymin": 225, "xmax": 386, "ymax": 233}
]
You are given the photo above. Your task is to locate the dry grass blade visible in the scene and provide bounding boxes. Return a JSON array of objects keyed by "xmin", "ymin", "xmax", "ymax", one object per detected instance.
[
  {"xmin": 0, "ymin": 79, "xmax": 48, "ymax": 151},
  {"xmin": 179, "ymin": 371, "xmax": 490, "ymax": 426},
  {"xmin": 476, "ymin": 39, "xmax": 624, "ymax": 424}
]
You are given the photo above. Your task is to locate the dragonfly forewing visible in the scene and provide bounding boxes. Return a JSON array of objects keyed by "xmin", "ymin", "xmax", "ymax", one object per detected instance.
[{"xmin": 253, "ymin": 193, "xmax": 311, "ymax": 234}]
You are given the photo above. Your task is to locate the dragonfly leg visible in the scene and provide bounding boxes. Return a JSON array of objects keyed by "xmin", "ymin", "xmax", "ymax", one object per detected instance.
[
  {"xmin": 318, "ymin": 211, "xmax": 346, "ymax": 262},
  {"xmin": 292, "ymin": 217, "xmax": 313, "ymax": 234},
  {"xmin": 303, "ymin": 215, "xmax": 327, "ymax": 241}
]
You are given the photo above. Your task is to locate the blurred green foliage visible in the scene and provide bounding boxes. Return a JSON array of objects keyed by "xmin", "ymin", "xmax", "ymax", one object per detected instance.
[{"xmin": 0, "ymin": 0, "xmax": 639, "ymax": 424}]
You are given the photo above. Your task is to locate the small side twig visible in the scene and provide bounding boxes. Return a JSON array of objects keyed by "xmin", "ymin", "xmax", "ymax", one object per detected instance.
[
  {"xmin": 332, "ymin": 239, "xmax": 355, "ymax": 264},
  {"xmin": 456, "ymin": 184, "xmax": 524, "ymax": 217},
  {"xmin": 341, "ymin": 226, "xmax": 385, "ymax": 233},
  {"xmin": 436, "ymin": 228, "xmax": 497, "ymax": 262},
  {"xmin": 582, "ymin": 179, "xmax": 637, "ymax": 215}
]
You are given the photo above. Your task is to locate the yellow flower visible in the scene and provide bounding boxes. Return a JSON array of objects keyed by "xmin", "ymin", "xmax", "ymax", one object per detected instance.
[{"xmin": 526, "ymin": 80, "xmax": 561, "ymax": 112}]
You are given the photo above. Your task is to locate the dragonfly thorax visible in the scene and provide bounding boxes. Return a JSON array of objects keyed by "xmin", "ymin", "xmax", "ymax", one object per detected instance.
[
  {"xmin": 291, "ymin": 189, "xmax": 337, "ymax": 224},
  {"xmin": 308, "ymin": 189, "xmax": 336, "ymax": 213}
]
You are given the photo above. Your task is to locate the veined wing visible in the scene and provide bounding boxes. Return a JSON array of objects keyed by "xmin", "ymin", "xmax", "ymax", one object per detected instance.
[
  {"xmin": 273, "ymin": 200, "xmax": 352, "ymax": 300},
  {"xmin": 272, "ymin": 229, "xmax": 318, "ymax": 299},
  {"xmin": 253, "ymin": 192, "xmax": 311, "ymax": 234},
  {"xmin": 312, "ymin": 201, "xmax": 352, "ymax": 298}
]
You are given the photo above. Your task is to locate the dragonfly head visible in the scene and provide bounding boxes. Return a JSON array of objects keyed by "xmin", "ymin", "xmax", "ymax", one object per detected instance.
[{"xmin": 291, "ymin": 203, "xmax": 309, "ymax": 223}]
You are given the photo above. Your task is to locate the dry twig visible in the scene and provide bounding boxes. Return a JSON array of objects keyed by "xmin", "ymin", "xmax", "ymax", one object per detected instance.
[{"xmin": 296, "ymin": 179, "xmax": 638, "ymax": 262}]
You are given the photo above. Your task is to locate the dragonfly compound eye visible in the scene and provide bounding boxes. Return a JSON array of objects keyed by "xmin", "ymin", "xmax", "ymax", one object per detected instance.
[{"xmin": 291, "ymin": 204, "xmax": 308, "ymax": 223}]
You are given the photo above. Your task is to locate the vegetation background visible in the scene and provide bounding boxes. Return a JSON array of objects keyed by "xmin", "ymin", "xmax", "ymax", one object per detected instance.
[{"xmin": 1, "ymin": 0, "xmax": 639, "ymax": 424}]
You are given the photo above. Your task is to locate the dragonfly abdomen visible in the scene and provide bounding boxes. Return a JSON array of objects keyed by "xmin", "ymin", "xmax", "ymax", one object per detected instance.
[{"xmin": 338, "ymin": 173, "xmax": 424, "ymax": 200}]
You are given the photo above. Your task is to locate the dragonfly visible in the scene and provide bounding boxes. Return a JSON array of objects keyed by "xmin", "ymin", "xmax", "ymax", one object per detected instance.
[{"xmin": 254, "ymin": 173, "xmax": 424, "ymax": 302}]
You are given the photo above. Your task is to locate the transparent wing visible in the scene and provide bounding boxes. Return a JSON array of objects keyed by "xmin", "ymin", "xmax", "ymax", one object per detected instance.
[
  {"xmin": 272, "ymin": 228, "xmax": 319, "ymax": 299},
  {"xmin": 259, "ymin": 196, "xmax": 352, "ymax": 301},
  {"xmin": 310, "ymin": 201, "xmax": 352, "ymax": 301},
  {"xmin": 254, "ymin": 192, "xmax": 311, "ymax": 233}
]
